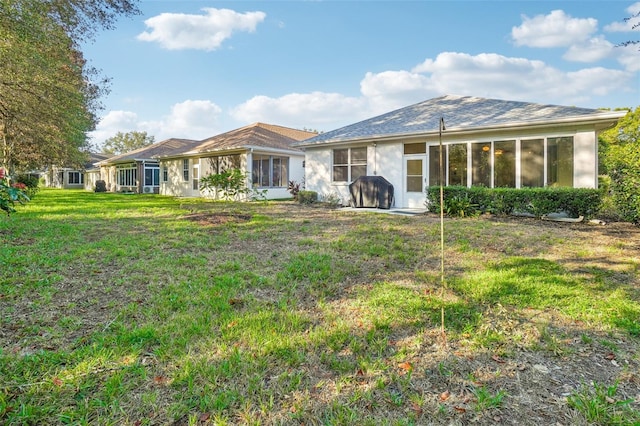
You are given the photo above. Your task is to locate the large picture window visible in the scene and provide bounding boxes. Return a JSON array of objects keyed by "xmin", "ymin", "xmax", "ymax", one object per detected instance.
[
  {"xmin": 207, "ymin": 155, "xmax": 241, "ymax": 174},
  {"xmin": 472, "ymin": 143, "xmax": 491, "ymax": 187},
  {"xmin": 117, "ymin": 165, "xmax": 137, "ymax": 186},
  {"xmin": 521, "ymin": 139, "xmax": 544, "ymax": 187},
  {"xmin": 68, "ymin": 171, "xmax": 84, "ymax": 185},
  {"xmin": 547, "ymin": 137, "xmax": 573, "ymax": 187},
  {"xmin": 252, "ymin": 155, "xmax": 288, "ymax": 187},
  {"xmin": 494, "ymin": 140, "xmax": 516, "ymax": 188},
  {"xmin": 448, "ymin": 144, "xmax": 467, "ymax": 186},
  {"xmin": 428, "ymin": 145, "xmax": 442, "ymax": 186},
  {"xmin": 333, "ymin": 147, "xmax": 367, "ymax": 182},
  {"xmin": 144, "ymin": 165, "xmax": 160, "ymax": 186},
  {"xmin": 427, "ymin": 136, "xmax": 573, "ymax": 190}
]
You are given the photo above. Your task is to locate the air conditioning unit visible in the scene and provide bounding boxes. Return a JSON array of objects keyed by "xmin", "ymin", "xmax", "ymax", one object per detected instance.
[{"xmin": 143, "ymin": 187, "xmax": 152, "ymax": 193}]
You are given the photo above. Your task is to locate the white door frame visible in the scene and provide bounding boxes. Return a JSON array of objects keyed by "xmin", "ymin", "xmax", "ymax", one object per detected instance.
[{"xmin": 404, "ymin": 155, "xmax": 427, "ymax": 208}]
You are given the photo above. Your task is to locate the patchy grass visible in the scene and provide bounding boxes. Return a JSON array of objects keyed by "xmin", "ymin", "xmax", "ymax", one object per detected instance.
[{"xmin": 1, "ymin": 189, "xmax": 639, "ymax": 425}]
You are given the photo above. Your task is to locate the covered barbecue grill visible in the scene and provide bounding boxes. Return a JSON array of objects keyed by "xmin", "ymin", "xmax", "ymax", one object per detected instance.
[{"xmin": 348, "ymin": 176, "xmax": 394, "ymax": 209}]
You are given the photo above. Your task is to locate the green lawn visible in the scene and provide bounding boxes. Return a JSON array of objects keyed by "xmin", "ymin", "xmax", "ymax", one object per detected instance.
[{"xmin": 1, "ymin": 189, "xmax": 639, "ymax": 425}]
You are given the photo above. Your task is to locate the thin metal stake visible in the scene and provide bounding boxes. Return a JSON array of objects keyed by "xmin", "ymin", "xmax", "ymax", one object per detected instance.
[{"xmin": 439, "ymin": 117, "xmax": 446, "ymax": 343}]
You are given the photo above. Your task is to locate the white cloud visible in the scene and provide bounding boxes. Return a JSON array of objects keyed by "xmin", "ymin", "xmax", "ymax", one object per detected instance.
[
  {"xmin": 230, "ymin": 92, "xmax": 367, "ymax": 130},
  {"xmin": 144, "ymin": 100, "xmax": 223, "ymax": 139},
  {"xmin": 563, "ymin": 36, "xmax": 614, "ymax": 62},
  {"xmin": 512, "ymin": 10, "xmax": 597, "ymax": 48},
  {"xmin": 604, "ymin": 2, "xmax": 640, "ymax": 32},
  {"xmin": 89, "ymin": 100, "xmax": 223, "ymax": 149},
  {"xmin": 137, "ymin": 8, "xmax": 266, "ymax": 51},
  {"xmin": 398, "ymin": 52, "xmax": 633, "ymax": 105},
  {"xmin": 360, "ymin": 70, "xmax": 435, "ymax": 112},
  {"xmin": 230, "ymin": 50, "xmax": 634, "ymax": 133},
  {"xmin": 88, "ymin": 110, "xmax": 140, "ymax": 147},
  {"xmin": 615, "ymin": 44, "xmax": 640, "ymax": 72}
]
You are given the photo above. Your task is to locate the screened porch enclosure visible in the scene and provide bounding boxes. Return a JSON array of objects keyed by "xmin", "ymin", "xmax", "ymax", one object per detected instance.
[{"xmin": 426, "ymin": 137, "xmax": 574, "ymax": 189}]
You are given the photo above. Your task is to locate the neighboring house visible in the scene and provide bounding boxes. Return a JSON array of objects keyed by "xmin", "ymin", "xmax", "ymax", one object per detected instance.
[
  {"xmin": 44, "ymin": 152, "xmax": 112, "ymax": 189},
  {"xmin": 296, "ymin": 95, "xmax": 627, "ymax": 208},
  {"xmin": 157, "ymin": 122, "xmax": 316, "ymax": 200},
  {"xmin": 94, "ymin": 139, "xmax": 200, "ymax": 193}
]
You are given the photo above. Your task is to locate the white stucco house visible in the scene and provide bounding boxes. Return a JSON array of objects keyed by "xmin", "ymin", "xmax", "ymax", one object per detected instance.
[
  {"xmin": 156, "ymin": 123, "xmax": 317, "ymax": 200},
  {"xmin": 44, "ymin": 152, "xmax": 112, "ymax": 190},
  {"xmin": 93, "ymin": 138, "xmax": 201, "ymax": 193},
  {"xmin": 296, "ymin": 95, "xmax": 628, "ymax": 209}
]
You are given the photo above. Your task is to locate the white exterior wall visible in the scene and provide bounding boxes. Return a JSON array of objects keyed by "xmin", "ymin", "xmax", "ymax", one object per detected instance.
[
  {"xmin": 304, "ymin": 126, "xmax": 600, "ymax": 208},
  {"xmin": 85, "ymin": 170, "xmax": 100, "ymax": 191},
  {"xmin": 374, "ymin": 142, "xmax": 404, "ymax": 207},
  {"xmin": 304, "ymin": 147, "xmax": 346, "ymax": 204},
  {"xmin": 305, "ymin": 144, "xmax": 403, "ymax": 206},
  {"xmin": 160, "ymin": 158, "xmax": 193, "ymax": 197},
  {"xmin": 164, "ymin": 152, "xmax": 303, "ymax": 200}
]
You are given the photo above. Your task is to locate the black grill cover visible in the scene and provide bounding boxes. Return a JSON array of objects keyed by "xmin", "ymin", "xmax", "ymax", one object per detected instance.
[{"xmin": 349, "ymin": 176, "xmax": 394, "ymax": 209}]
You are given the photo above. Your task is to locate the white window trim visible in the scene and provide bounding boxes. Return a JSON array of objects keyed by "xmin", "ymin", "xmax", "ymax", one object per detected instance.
[{"xmin": 332, "ymin": 146, "xmax": 367, "ymax": 183}]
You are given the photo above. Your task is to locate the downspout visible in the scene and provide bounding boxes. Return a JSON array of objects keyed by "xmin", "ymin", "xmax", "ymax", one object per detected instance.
[
  {"xmin": 372, "ymin": 143, "xmax": 377, "ymax": 175},
  {"xmin": 248, "ymin": 148, "xmax": 253, "ymax": 197}
]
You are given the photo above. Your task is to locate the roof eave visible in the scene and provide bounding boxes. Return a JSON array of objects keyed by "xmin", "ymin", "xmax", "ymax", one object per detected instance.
[{"xmin": 244, "ymin": 145, "xmax": 303, "ymax": 156}]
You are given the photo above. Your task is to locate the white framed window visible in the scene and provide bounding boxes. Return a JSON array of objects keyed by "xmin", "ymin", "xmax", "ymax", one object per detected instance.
[
  {"xmin": 547, "ymin": 137, "xmax": 573, "ymax": 187},
  {"xmin": 68, "ymin": 171, "xmax": 84, "ymax": 185},
  {"xmin": 192, "ymin": 163, "xmax": 199, "ymax": 190},
  {"xmin": 427, "ymin": 136, "xmax": 574, "ymax": 189},
  {"xmin": 252, "ymin": 155, "xmax": 288, "ymax": 187},
  {"xmin": 144, "ymin": 165, "xmax": 160, "ymax": 186},
  {"xmin": 117, "ymin": 165, "xmax": 137, "ymax": 186},
  {"xmin": 333, "ymin": 147, "xmax": 367, "ymax": 182},
  {"xmin": 182, "ymin": 159, "xmax": 189, "ymax": 181},
  {"xmin": 162, "ymin": 165, "xmax": 168, "ymax": 182},
  {"xmin": 207, "ymin": 154, "xmax": 241, "ymax": 174}
]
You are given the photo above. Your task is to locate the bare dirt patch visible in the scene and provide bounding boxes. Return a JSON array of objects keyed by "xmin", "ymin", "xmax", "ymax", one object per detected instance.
[{"xmin": 182, "ymin": 212, "xmax": 252, "ymax": 226}]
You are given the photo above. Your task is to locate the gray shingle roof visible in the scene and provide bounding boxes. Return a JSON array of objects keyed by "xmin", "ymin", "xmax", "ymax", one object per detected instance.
[{"xmin": 297, "ymin": 95, "xmax": 622, "ymax": 146}]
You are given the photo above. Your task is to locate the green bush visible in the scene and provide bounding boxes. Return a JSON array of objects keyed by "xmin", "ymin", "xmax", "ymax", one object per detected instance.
[
  {"xmin": 298, "ymin": 190, "xmax": 317, "ymax": 204},
  {"xmin": 608, "ymin": 144, "xmax": 640, "ymax": 224},
  {"xmin": 599, "ymin": 107, "xmax": 639, "ymax": 224},
  {"xmin": 14, "ymin": 173, "xmax": 40, "ymax": 199},
  {"xmin": 426, "ymin": 186, "xmax": 604, "ymax": 219}
]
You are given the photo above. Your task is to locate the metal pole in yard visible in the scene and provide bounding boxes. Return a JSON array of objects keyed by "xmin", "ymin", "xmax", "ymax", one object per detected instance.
[{"xmin": 439, "ymin": 117, "xmax": 446, "ymax": 341}]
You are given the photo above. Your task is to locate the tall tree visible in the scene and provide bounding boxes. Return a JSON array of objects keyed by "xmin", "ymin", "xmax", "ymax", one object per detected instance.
[
  {"xmin": 599, "ymin": 107, "xmax": 639, "ymax": 224},
  {"xmin": 102, "ymin": 131, "xmax": 155, "ymax": 155},
  {"xmin": 0, "ymin": 0, "xmax": 140, "ymax": 171},
  {"xmin": 618, "ymin": 9, "xmax": 639, "ymax": 49}
]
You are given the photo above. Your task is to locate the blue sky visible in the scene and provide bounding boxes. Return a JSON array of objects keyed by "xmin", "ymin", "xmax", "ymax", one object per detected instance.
[{"xmin": 84, "ymin": 0, "xmax": 640, "ymax": 148}]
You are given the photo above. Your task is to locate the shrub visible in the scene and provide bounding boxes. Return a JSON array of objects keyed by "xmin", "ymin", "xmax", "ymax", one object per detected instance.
[
  {"xmin": 320, "ymin": 191, "xmax": 342, "ymax": 208},
  {"xmin": 14, "ymin": 173, "xmax": 40, "ymax": 199},
  {"xmin": 287, "ymin": 180, "xmax": 301, "ymax": 200},
  {"xmin": 599, "ymin": 106, "xmax": 639, "ymax": 224},
  {"xmin": 200, "ymin": 168, "xmax": 265, "ymax": 201},
  {"xmin": 0, "ymin": 167, "xmax": 29, "ymax": 215},
  {"xmin": 298, "ymin": 190, "xmax": 317, "ymax": 204},
  {"xmin": 608, "ymin": 144, "xmax": 640, "ymax": 224},
  {"xmin": 425, "ymin": 186, "xmax": 604, "ymax": 219}
]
